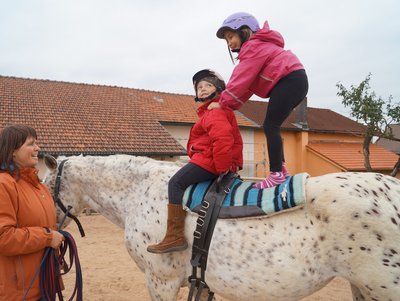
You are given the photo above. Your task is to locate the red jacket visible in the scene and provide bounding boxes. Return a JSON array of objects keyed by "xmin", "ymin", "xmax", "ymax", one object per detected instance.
[
  {"xmin": 0, "ymin": 168, "xmax": 56, "ymax": 301},
  {"xmin": 220, "ymin": 20, "xmax": 305, "ymax": 110},
  {"xmin": 187, "ymin": 99, "xmax": 243, "ymax": 174}
]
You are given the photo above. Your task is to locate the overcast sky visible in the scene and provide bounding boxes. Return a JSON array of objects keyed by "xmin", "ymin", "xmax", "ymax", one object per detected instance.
[{"xmin": 1, "ymin": 0, "xmax": 399, "ymax": 116}]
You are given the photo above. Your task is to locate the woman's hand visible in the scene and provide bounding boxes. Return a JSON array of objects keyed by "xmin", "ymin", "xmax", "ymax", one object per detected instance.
[
  {"xmin": 50, "ymin": 230, "xmax": 65, "ymax": 249},
  {"xmin": 207, "ymin": 102, "xmax": 221, "ymax": 110}
]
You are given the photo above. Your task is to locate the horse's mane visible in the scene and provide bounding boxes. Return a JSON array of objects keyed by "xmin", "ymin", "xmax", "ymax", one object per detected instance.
[{"xmin": 64, "ymin": 154, "xmax": 183, "ymax": 175}]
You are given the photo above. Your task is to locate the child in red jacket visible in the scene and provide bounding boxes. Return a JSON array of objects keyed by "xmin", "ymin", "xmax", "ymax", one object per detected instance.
[
  {"xmin": 147, "ymin": 69, "xmax": 243, "ymax": 254},
  {"xmin": 214, "ymin": 12, "xmax": 309, "ymax": 189}
]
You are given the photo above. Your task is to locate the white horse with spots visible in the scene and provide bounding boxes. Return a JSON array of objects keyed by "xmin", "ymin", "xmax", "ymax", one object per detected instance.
[{"xmin": 44, "ymin": 154, "xmax": 400, "ymax": 301}]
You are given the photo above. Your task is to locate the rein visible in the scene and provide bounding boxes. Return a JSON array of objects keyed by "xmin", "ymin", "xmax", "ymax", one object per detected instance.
[
  {"xmin": 33, "ymin": 159, "xmax": 85, "ymax": 300},
  {"xmin": 22, "ymin": 157, "xmax": 92, "ymax": 300},
  {"xmin": 22, "ymin": 207, "xmax": 83, "ymax": 301},
  {"xmin": 53, "ymin": 159, "xmax": 85, "ymax": 238},
  {"xmin": 40, "ymin": 230, "xmax": 83, "ymax": 301}
]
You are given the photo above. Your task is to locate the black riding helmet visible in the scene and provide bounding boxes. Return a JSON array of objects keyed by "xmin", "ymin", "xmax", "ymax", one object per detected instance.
[{"xmin": 192, "ymin": 69, "xmax": 226, "ymax": 102}]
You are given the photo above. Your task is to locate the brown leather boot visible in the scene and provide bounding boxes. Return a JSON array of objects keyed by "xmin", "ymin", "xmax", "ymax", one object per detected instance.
[{"xmin": 147, "ymin": 204, "xmax": 188, "ymax": 253}]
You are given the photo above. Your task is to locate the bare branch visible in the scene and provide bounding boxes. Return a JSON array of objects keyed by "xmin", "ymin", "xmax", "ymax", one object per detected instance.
[{"xmin": 390, "ymin": 158, "xmax": 400, "ymax": 177}]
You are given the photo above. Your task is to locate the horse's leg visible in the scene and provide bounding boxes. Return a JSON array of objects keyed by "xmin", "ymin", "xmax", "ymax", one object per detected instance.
[
  {"xmin": 144, "ymin": 273, "xmax": 216, "ymax": 301},
  {"xmin": 144, "ymin": 270, "xmax": 181, "ymax": 301},
  {"xmin": 350, "ymin": 284, "xmax": 366, "ymax": 301}
]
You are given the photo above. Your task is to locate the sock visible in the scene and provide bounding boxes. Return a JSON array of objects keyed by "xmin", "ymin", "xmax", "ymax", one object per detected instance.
[
  {"xmin": 282, "ymin": 163, "xmax": 290, "ymax": 178},
  {"xmin": 253, "ymin": 172, "xmax": 286, "ymax": 189}
]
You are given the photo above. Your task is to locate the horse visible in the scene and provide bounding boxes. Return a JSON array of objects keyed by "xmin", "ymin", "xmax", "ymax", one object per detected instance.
[{"xmin": 43, "ymin": 154, "xmax": 400, "ymax": 301}]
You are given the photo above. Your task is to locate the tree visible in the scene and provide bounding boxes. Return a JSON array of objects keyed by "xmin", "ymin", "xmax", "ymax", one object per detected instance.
[
  {"xmin": 391, "ymin": 158, "xmax": 400, "ymax": 177},
  {"xmin": 336, "ymin": 73, "xmax": 400, "ymax": 174}
]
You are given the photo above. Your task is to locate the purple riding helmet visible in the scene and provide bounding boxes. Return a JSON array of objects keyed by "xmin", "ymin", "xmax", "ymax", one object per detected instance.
[{"xmin": 216, "ymin": 12, "xmax": 260, "ymax": 39}]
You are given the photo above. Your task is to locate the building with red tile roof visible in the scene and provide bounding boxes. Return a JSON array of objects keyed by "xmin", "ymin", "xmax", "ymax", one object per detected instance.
[
  {"xmin": 238, "ymin": 99, "xmax": 366, "ymax": 134},
  {"xmin": 238, "ymin": 99, "xmax": 399, "ymax": 178},
  {"xmin": 1, "ymin": 76, "xmax": 187, "ymax": 156},
  {"xmin": 376, "ymin": 124, "xmax": 400, "ymax": 155},
  {"xmin": 1, "ymin": 75, "xmax": 398, "ymax": 178},
  {"xmin": 307, "ymin": 142, "xmax": 398, "ymax": 172}
]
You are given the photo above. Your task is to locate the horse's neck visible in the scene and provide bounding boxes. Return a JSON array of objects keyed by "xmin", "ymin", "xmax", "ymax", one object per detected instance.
[{"xmin": 68, "ymin": 156, "xmax": 179, "ymax": 228}]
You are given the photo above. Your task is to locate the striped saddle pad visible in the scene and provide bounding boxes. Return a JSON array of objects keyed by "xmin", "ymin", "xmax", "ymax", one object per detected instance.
[{"xmin": 183, "ymin": 173, "xmax": 309, "ymax": 219}]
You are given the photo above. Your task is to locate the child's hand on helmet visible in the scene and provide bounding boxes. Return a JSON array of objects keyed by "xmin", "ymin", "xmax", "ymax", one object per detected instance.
[{"xmin": 208, "ymin": 102, "xmax": 221, "ymax": 110}]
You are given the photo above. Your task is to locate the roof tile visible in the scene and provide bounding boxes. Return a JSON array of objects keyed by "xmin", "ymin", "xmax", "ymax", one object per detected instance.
[
  {"xmin": 307, "ymin": 142, "xmax": 398, "ymax": 171},
  {"xmin": 1, "ymin": 76, "xmax": 186, "ymax": 155},
  {"xmin": 239, "ymin": 100, "xmax": 366, "ymax": 134},
  {"xmin": 376, "ymin": 124, "xmax": 400, "ymax": 154}
]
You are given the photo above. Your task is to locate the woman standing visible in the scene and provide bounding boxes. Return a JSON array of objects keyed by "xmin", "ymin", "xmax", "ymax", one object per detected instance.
[{"xmin": 0, "ymin": 125, "xmax": 64, "ymax": 301}]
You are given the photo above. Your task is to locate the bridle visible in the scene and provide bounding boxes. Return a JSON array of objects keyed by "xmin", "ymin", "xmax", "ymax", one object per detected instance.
[
  {"xmin": 21, "ymin": 158, "xmax": 85, "ymax": 301},
  {"xmin": 53, "ymin": 159, "xmax": 85, "ymax": 237}
]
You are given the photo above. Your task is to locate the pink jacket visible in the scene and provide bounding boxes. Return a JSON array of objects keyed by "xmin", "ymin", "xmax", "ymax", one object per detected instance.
[{"xmin": 220, "ymin": 21, "xmax": 305, "ymax": 110}]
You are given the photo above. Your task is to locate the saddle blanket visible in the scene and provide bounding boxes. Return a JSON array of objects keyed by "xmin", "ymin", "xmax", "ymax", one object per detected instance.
[{"xmin": 183, "ymin": 173, "xmax": 309, "ymax": 219}]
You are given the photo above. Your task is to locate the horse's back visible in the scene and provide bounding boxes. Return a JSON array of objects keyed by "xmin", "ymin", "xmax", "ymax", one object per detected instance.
[
  {"xmin": 203, "ymin": 172, "xmax": 400, "ymax": 300},
  {"xmin": 305, "ymin": 172, "xmax": 400, "ymax": 300},
  {"xmin": 305, "ymin": 172, "xmax": 400, "ymax": 226}
]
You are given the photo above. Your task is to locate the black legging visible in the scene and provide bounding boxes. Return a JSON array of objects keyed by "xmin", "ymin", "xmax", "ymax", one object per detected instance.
[
  {"xmin": 168, "ymin": 163, "xmax": 217, "ymax": 204},
  {"xmin": 263, "ymin": 69, "xmax": 309, "ymax": 172}
]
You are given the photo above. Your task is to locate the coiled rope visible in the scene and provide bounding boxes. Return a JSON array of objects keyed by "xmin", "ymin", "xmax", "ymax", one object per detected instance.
[
  {"xmin": 21, "ymin": 206, "xmax": 83, "ymax": 301},
  {"xmin": 39, "ymin": 230, "xmax": 83, "ymax": 301}
]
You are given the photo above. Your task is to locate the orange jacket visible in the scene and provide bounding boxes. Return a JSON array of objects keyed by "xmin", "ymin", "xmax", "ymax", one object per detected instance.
[{"xmin": 0, "ymin": 168, "xmax": 56, "ymax": 301}]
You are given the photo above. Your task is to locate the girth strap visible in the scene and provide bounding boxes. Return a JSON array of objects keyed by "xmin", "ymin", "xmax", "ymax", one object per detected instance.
[{"xmin": 187, "ymin": 172, "xmax": 238, "ymax": 301}]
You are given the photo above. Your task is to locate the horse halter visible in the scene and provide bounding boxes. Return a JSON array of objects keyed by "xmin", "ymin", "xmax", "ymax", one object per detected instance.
[{"xmin": 53, "ymin": 159, "xmax": 85, "ymax": 237}]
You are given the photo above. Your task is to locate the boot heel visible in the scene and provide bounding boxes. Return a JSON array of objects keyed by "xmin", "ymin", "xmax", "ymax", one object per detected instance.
[{"xmin": 147, "ymin": 204, "xmax": 187, "ymax": 254}]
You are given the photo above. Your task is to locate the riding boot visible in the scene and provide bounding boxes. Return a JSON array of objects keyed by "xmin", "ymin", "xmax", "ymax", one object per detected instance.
[{"xmin": 147, "ymin": 204, "xmax": 188, "ymax": 254}]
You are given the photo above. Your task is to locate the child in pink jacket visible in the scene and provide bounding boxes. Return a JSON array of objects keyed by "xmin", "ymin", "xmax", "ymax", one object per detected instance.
[{"xmin": 214, "ymin": 12, "xmax": 309, "ymax": 188}]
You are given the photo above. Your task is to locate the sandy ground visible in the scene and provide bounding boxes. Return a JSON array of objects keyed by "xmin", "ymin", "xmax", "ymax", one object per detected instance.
[{"xmin": 62, "ymin": 214, "xmax": 353, "ymax": 301}]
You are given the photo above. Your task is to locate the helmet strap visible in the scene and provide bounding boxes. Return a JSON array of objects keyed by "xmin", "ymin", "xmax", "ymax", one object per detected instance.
[
  {"xmin": 195, "ymin": 91, "xmax": 218, "ymax": 102},
  {"xmin": 227, "ymin": 44, "xmax": 236, "ymax": 65}
]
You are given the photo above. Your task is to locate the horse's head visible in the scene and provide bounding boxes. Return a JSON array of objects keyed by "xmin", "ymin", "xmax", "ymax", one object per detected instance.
[{"xmin": 44, "ymin": 155, "xmax": 85, "ymax": 236}]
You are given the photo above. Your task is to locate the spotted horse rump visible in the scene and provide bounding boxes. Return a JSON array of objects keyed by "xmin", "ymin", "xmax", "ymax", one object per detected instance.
[
  {"xmin": 183, "ymin": 173, "xmax": 308, "ymax": 219},
  {"xmin": 44, "ymin": 154, "xmax": 400, "ymax": 301}
]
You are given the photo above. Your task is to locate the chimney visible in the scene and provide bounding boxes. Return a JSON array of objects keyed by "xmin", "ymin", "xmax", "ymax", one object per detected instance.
[{"xmin": 294, "ymin": 97, "xmax": 308, "ymax": 129}]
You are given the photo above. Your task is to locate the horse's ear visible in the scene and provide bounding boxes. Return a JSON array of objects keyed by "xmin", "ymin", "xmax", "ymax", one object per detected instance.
[{"xmin": 44, "ymin": 154, "xmax": 58, "ymax": 170}]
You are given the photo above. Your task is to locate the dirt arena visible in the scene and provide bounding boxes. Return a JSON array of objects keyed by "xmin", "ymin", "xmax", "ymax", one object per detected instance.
[{"xmin": 62, "ymin": 214, "xmax": 353, "ymax": 301}]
